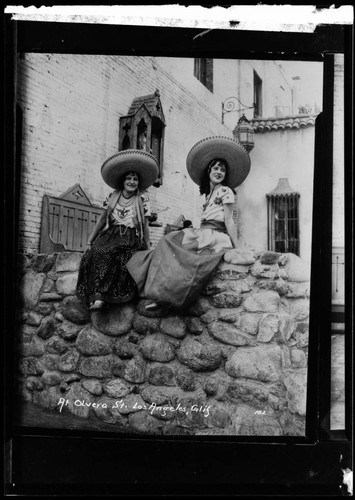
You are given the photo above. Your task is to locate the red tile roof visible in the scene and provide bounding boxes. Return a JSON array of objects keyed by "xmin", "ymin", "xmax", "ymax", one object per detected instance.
[{"xmin": 251, "ymin": 114, "xmax": 318, "ymax": 132}]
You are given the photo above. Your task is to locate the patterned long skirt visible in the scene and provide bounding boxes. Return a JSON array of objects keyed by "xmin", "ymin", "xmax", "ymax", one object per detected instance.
[{"xmin": 76, "ymin": 225, "xmax": 146, "ymax": 306}]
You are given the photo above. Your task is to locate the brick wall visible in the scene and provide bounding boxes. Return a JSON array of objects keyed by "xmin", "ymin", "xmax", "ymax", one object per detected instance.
[
  {"xmin": 16, "ymin": 54, "xmax": 229, "ymax": 253},
  {"xmin": 16, "ymin": 54, "xmax": 323, "ymax": 255}
]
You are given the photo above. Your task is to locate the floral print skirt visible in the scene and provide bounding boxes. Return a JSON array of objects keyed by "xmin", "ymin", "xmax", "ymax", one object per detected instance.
[{"xmin": 76, "ymin": 225, "xmax": 146, "ymax": 306}]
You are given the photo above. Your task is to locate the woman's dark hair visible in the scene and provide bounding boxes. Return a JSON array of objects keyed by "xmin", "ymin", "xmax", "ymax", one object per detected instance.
[
  {"xmin": 116, "ymin": 171, "xmax": 140, "ymax": 191},
  {"xmin": 199, "ymin": 159, "xmax": 229, "ymax": 196}
]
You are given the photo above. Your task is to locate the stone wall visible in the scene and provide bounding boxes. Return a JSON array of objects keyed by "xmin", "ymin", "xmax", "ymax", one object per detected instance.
[{"xmin": 16, "ymin": 249, "xmax": 310, "ymax": 436}]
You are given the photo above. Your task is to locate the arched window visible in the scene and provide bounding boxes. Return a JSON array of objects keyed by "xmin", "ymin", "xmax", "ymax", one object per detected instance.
[{"xmin": 137, "ymin": 118, "xmax": 147, "ymax": 150}]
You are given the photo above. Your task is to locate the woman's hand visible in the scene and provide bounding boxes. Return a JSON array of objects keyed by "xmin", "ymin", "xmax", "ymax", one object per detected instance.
[
  {"xmin": 224, "ymin": 203, "xmax": 239, "ymax": 248},
  {"xmin": 84, "ymin": 208, "xmax": 107, "ymax": 251},
  {"xmin": 143, "ymin": 217, "xmax": 151, "ymax": 249}
]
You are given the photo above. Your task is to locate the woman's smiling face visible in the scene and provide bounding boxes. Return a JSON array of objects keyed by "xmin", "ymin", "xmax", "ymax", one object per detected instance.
[
  {"xmin": 209, "ymin": 161, "xmax": 226, "ymax": 185},
  {"xmin": 123, "ymin": 172, "xmax": 139, "ymax": 193}
]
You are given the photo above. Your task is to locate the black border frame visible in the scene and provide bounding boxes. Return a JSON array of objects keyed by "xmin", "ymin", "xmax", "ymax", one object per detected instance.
[{"xmin": 3, "ymin": 14, "xmax": 353, "ymax": 495}]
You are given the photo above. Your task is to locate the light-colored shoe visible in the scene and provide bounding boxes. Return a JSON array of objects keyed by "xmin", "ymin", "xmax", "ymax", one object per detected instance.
[
  {"xmin": 89, "ymin": 300, "xmax": 104, "ymax": 310},
  {"xmin": 145, "ymin": 301, "xmax": 160, "ymax": 311}
]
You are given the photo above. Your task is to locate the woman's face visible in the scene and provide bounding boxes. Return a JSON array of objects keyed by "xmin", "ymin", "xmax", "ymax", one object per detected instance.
[
  {"xmin": 209, "ymin": 161, "xmax": 226, "ymax": 185},
  {"xmin": 123, "ymin": 172, "xmax": 139, "ymax": 194}
]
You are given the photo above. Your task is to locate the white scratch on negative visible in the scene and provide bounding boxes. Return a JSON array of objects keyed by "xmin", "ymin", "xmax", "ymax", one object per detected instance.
[
  {"xmin": 342, "ymin": 468, "xmax": 353, "ymax": 496},
  {"xmin": 3, "ymin": 5, "xmax": 354, "ymax": 32}
]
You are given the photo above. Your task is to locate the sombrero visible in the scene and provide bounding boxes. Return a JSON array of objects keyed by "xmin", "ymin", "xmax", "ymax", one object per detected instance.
[
  {"xmin": 186, "ymin": 136, "xmax": 251, "ymax": 189},
  {"xmin": 101, "ymin": 149, "xmax": 159, "ymax": 191}
]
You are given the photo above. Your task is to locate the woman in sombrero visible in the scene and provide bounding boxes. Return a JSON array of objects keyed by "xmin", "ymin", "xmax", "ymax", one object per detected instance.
[
  {"xmin": 76, "ymin": 149, "xmax": 159, "ymax": 310},
  {"xmin": 126, "ymin": 136, "xmax": 250, "ymax": 311}
]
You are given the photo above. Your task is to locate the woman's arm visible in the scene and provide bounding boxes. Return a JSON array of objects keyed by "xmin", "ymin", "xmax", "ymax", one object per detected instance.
[
  {"xmin": 86, "ymin": 209, "xmax": 107, "ymax": 249},
  {"xmin": 141, "ymin": 192, "xmax": 151, "ymax": 248},
  {"xmin": 143, "ymin": 217, "xmax": 150, "ymax": 248},
  {"xmin": 223, "ymin": 203, "xmax": 239, "ymax": 248}
]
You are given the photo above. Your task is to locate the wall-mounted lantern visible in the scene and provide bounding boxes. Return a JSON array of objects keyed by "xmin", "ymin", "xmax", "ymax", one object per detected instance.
[
  {"xmin": 233, "ymin": 114, "xmax": 255, "ymax": 153},
  {"xmin": 221, "ymin": 96, "xmax": 255, "ymax": 153},
  {"xmin": 221, "ymin": 96, "xmax": 255, "ymax": 124}
]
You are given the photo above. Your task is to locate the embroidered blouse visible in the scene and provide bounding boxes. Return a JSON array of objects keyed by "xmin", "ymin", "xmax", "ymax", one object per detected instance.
[
  {"xmin": 103, "ymin": 191, "xmax": 151, "ymax": 228},
  {"xmin": 201, "ymin": 185, "xmax": 235, "ymax": 223}
]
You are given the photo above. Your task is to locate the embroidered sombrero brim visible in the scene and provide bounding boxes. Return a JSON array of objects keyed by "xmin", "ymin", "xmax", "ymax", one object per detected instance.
[
  {"xmin": 101, "ymin": 150, "xmax": 159, "ymax": 191},
  {"xmin": 186, "ymin": 136, "xmax": 251, "ymax": 189}
]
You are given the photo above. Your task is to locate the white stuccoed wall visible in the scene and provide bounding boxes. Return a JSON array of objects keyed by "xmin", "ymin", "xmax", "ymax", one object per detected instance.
[{"xmin": 237, "ymin": 125, "xmax": 316, "ymax": 265}]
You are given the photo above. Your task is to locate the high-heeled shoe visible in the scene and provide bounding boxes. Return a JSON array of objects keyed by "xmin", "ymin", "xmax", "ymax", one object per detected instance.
[{"xmin": 89, "ymin": 300, "xmax": 104, "ymax": 310}]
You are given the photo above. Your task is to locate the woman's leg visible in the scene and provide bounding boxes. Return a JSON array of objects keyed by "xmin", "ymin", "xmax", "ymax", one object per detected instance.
[
  {"xmin": 127, "ymin": 230, "xmax": 225, "ymax": 310},
  {"xmin": 80, "ymin": 227, "xmax": 144, "ymax": 305}
]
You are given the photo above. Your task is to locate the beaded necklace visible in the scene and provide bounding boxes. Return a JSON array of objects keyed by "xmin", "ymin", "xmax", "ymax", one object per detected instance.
[
  {"xmin": 116, "ymin": 191, "xmax": 136, "ymax": 236},
  {"xmin": 119, "ymin": 191, "xmax": 134, "ymax": 206}
]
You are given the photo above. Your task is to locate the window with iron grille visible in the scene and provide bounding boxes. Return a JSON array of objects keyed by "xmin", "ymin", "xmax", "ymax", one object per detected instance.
[
  {"xmin": 194, "ymin": 58, "xmax": 213, "ymax": 92},
  {"xmin": 266, "ymin": 178, "xmax": 300, "ymax": 255}
]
